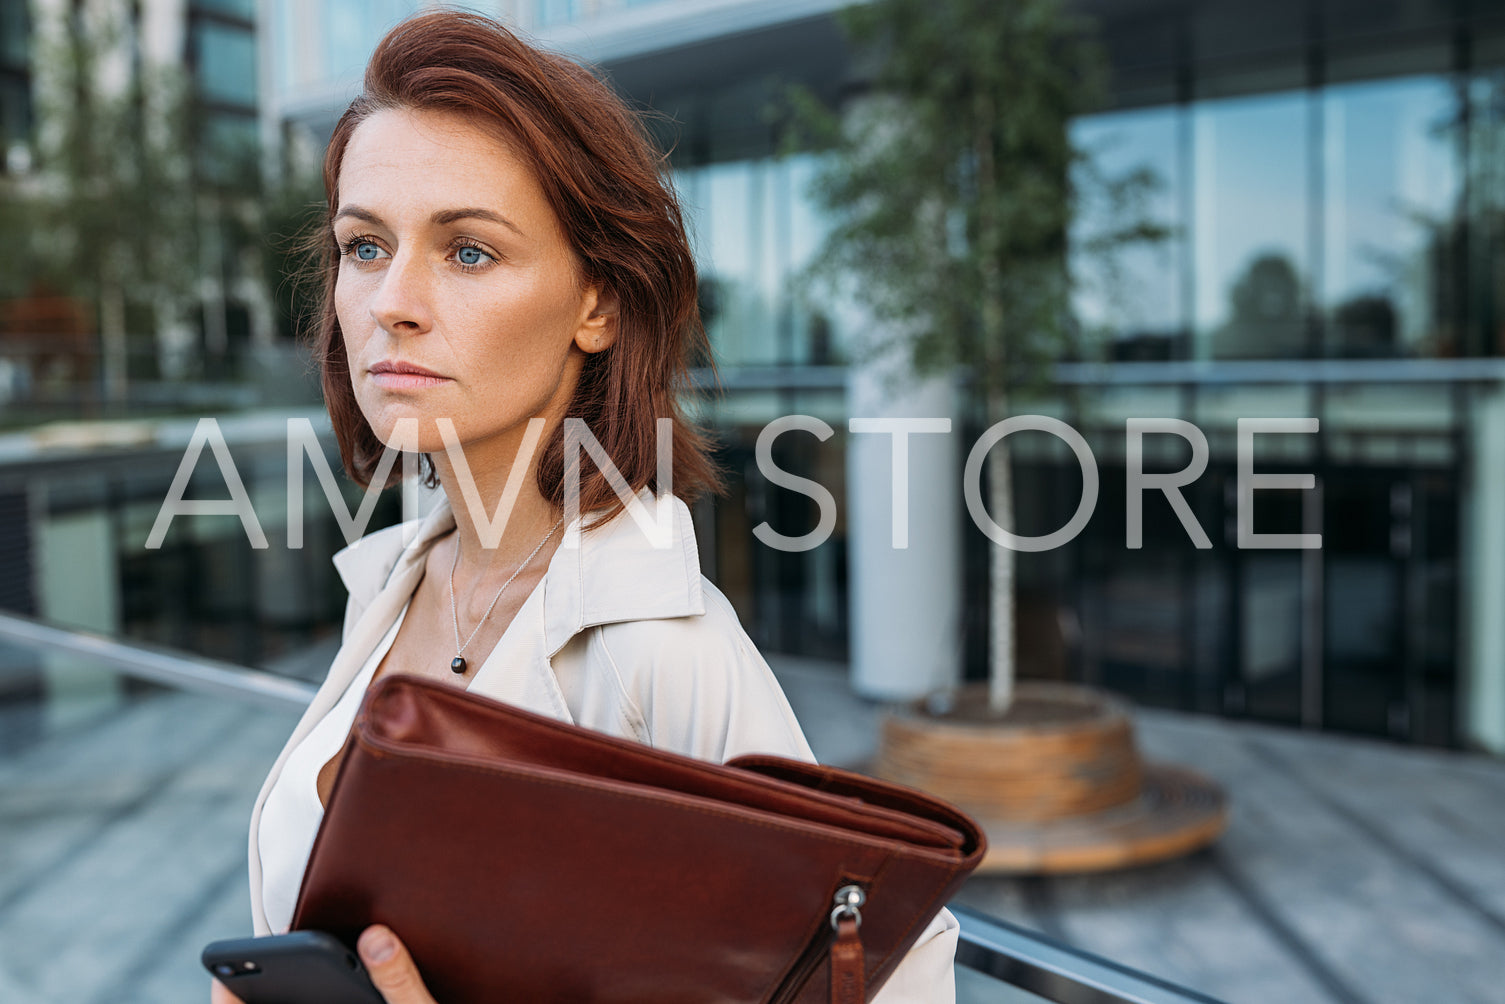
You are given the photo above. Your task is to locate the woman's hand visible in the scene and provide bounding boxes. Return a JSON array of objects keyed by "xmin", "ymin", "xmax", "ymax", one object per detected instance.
[
  {"xmin": 357, "ymin": 925, "xmax": 441, "ymax": 1003},
  {"xmin": 207, "ymin": 926, "xmax": 438, "ymax": 1004}
]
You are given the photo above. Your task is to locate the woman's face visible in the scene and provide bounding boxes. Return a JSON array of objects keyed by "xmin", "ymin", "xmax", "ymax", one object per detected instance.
[{"xmin": 333, "ymin": 107, "xmax": 613, "ymax": 456}]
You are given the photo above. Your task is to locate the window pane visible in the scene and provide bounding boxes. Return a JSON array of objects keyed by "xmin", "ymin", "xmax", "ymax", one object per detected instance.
[
  {"xmin": 316, "ymin": 0, "xmax": 418, "ymax": 92},
  {"xmin": 198, "ymin": 114, "xmax": 259, "ymax": 185},
  {"xmin": 1193, "ymin": 90, "xmax": 1311, "ymax": 359},
  {"xmin": 787, "ymin": 154, "xmax": 841, "ymax": 364},
  {"xmin": 1071, "ymin": 106, "xmax": 1186, "ymax": 361},
  {"xmin": 693, "ymin": 162, "xmax": 778, "ymax": 367},
  {"xmin": 0, "ymin": 76, "xmax": 28, "ymax": 150},
  {"xmin": 195, "ymin": 23, "xmax": 256, "ymax": 107},
  {"xmin": 1469, "ymin": 47, "xmax": 1505, "ymax": 357},
  {"xmin": 0, "ymin": 0, "xmax": 28, "ymax": 69},
  {"xmin": 1323, "ymin": 76, "xmax": 1460, "ymax": 357},
  {"xmin": 193, "ymin": 0, "xmax": 256, "ymax": 19}
]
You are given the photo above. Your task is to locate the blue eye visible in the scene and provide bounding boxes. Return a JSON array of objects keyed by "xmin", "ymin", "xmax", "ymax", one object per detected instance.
[
  {"xmin": 456, "ymin": 245, "xmax": 490, "ymax": 266},
  {"xmin": 337, "ymin": 235, "xmax": 387, "ymax": 263}
]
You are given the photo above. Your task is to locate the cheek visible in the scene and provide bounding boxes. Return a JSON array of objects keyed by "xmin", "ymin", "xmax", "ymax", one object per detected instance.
[
  {"xmin": 465, "ymin": 285, "xmax": 580, "ymax": 368},
  {"xmin": 334, "ymin": 281, "xmax": 361, "ymax": 348},
  {"xmin": 336, "ymin": 293, "xmax": 380, "ymax": 377}
]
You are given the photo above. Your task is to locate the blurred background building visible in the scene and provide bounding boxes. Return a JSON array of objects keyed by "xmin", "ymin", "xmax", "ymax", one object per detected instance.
[
  {"xmin": 268, "ymin": 0, "xmax": 1505, "ymax": 755},
  {"xmin": 0, "ymin": 0, "xmax": 370, "ymax": 735},
  {"xmin": 2, "ymin": 0, "xmax": 1505, "ymax": 756}
]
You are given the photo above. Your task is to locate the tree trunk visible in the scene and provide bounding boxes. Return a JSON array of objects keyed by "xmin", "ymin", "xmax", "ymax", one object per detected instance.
[
  {"xmin": 971, "ymin": 83, "xmax": 1016, "ymax": 713},
  {"xmin": 987, "ymin": 391, "xmax": 1016, "ymax": 712}
]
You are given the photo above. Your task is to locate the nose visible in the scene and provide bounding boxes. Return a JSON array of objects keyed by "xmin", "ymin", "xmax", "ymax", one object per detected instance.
[{"xmin": 368, "ymin": 249, "xmax": 434, "ymax": 335}]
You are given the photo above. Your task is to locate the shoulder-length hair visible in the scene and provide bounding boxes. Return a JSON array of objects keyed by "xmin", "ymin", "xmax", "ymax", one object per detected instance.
[{"xmin": 313, "ymin": 8, "xmax": 720, "ymax": 517}]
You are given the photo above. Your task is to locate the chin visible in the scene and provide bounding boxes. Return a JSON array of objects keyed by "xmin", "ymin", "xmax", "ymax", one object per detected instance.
[{"xmin": 364, "ymin": 410, "xmax": 444, "ymax": 453}]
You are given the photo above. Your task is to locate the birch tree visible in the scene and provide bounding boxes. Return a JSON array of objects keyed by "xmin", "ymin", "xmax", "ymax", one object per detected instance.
[{"xmin": 801, "ymin": 0, "xmax": 1164, "ymax": 710}]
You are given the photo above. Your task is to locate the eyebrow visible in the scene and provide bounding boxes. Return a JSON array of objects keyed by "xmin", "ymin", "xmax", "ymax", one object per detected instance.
[
  {"xmin": 432, "ymin": 207, "xmax": 524, "ymax": 236},
  {"xmin": 333, "ymin": 205, "xmax": 524, "ymax": 237}
]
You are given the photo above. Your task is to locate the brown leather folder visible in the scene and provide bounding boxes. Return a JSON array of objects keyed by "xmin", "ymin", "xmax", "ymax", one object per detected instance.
[{"xmin": 291, "ymin": 674, "xmax": 986, "ymax": 1003}]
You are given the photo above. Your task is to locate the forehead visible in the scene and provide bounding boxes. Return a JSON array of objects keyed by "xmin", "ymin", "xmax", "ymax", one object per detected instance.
[{"xmin": 337, "ymin": 107, "xmax": 555, "ymax": 228}]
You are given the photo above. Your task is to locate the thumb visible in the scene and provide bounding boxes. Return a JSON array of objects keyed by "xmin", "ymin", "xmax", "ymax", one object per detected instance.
[
  {"xmin": 358, "ymin": 925, "xmax": 438, "ymax": 1004},
  {"xmin": 210, "ymin": 976, "xmax": 245, "ymax": 1003}
]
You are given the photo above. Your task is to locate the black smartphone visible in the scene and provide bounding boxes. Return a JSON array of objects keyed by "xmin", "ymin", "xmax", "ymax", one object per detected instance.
[{"xmin": 202, "ymin": 930, "xmax": 385, "ymax": 1004}]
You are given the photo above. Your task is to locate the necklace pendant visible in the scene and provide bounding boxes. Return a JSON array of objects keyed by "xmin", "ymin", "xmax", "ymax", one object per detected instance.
[{"xmin": 450, "ymin": 656, "xmax": 467, "ymax": 674}]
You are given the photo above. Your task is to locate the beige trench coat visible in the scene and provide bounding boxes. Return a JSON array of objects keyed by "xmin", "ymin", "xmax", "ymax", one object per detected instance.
[{"xmin": 245, "ymin": 492, "xmax": 958, "ymax": 1001}]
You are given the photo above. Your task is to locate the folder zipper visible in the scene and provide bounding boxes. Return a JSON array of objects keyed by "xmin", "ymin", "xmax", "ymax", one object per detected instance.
[{"xmin": 768, "ymin": 884, "xmax": 866, "ymax": 1004}]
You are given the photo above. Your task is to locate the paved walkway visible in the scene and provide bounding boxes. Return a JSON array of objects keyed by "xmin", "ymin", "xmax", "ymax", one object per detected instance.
[
  {"xmin": 1, "ymin": 651, "xmax": 1502, "ymax": 1003},
  {"xmin": 0, "ymin": 689, "xmax": 298, "ymax": 1004},
  {"xmin": 770, "ymin": 659, "xmax": 1505, "ymax": 1004}
]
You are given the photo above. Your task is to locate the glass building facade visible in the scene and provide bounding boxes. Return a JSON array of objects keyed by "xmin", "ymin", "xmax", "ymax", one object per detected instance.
[
  {"xmin": 1071, "ymin": 1, "xmax": 1502, "ymax": 365},
  {"xmin": 254, "ymin": 0, "xmax": 1505, "ymax": 752},
  {"xmin": 1033, "ymin": 0, "xmax": 1505, "ymax": 750},
  {"xmin": 567, "ymin": 0, "xmax": 1505, "ymax": 751}
]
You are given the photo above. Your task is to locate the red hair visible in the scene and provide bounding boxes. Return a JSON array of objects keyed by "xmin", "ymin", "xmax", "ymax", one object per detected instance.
[{"xmin": 313, "ymin": 9, "xmax": 719, "ymax": 516}]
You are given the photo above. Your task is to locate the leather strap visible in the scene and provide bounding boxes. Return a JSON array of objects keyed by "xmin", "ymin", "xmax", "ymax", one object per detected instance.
[{"xmin": 829, "ymin": 915, "xmax": 865, "ymax": 1004}]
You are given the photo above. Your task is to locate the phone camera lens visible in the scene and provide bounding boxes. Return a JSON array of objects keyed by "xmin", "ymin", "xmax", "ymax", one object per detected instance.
[{"xmin": 213, "ymin": 964, "xmax": 235, "ymax": 977}]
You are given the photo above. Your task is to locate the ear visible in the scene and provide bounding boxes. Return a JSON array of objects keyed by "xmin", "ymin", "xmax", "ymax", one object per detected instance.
[{"xmin": 574, "ymin": 285, "xmax": 619, "ymax": 354}]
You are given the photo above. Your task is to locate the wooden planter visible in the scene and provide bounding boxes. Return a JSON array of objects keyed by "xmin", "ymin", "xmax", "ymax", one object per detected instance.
[{"xmin": 874, "ymin": 682, "xmax": 1227, "ymax": 873}]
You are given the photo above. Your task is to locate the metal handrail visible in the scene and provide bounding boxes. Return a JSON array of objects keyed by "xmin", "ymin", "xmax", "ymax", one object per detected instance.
[
  {"xmin": 0, "ymin": 612, "xmax": 1227, "ymax": 1003},
  {"xmin": 953, "ymin": 905, "xmax": 1229, "ymax": 1004},
  {"xmin": 0, "ymin": 611, "xmax": 314, "ymax": 711}
]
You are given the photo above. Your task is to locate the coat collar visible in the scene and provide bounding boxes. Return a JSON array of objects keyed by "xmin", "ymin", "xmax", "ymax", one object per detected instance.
[{"xmin": 330, "ymin": 490, "xmax": 706, "ymax": 656}]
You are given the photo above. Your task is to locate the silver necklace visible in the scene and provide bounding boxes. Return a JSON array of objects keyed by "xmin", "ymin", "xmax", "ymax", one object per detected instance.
[{"xmin": 448, "ymin": 517, "xmax": 564, "ymax": 674}]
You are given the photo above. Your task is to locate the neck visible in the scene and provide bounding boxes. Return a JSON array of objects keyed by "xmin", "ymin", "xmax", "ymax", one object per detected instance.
[{"xmin": 429, "ymin": 430, "xmax": 560, "ymax": 565}]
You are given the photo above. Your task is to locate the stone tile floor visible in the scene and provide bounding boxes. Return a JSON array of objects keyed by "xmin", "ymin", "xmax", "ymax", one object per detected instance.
[
  {"xmin": 772, "ymin": 658, "xmax": 1505, "ymax": 1004},
  {"xmin": 0, "ymin": 650, "xmax": 1502, "ymax": 1003}
]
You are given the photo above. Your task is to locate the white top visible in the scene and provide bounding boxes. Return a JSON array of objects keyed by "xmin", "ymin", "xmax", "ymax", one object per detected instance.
[
  {"xmin": 257, "ymin": 601, "xmax": 412, "ymax": 934},
  {"xmin": 246, "ymin": 493, "xmax": 956, "ymax": 1001}
]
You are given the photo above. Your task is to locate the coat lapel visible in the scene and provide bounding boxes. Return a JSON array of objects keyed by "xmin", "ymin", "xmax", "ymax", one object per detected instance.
[
  {"xmin": 249, "ymin": 491, "xmax": 707, "ymax": 934},
  {"xmin": 467, "ymin": 576, "xmax": 573, "ymax": 723},
  {"xmin": 542, "ymin": 492, "xmax": 705, "ymax": 658},
  {"xmin": 248, "ymin": 502, "xmax": 452, "ymax": 934}
]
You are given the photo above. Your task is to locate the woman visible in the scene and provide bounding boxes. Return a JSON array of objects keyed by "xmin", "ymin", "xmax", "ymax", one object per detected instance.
[{"xmin": 216, "ymin": 10, "xmax": 957, "ymax": 1002}]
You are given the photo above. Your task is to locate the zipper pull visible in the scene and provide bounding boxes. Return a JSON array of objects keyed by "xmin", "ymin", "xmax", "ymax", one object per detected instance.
[{"xmin": 829, "ymin": 885, "xmax": 866, "ymax": 1004}]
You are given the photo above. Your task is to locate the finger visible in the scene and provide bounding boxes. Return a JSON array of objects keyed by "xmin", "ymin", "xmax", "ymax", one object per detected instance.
[
  {"xmin": 210, "ymin": 977, "xmax": 245, "ymax": 1003},
  {"xmin": 359, "ymin": 925, "xmax": 438, "ymax": 1004}
]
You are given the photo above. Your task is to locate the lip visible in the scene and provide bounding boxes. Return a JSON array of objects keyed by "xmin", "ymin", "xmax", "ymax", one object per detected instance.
[{"xmin": 369, "ymin": 360, "xmax": 452, "ymax": 389}]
